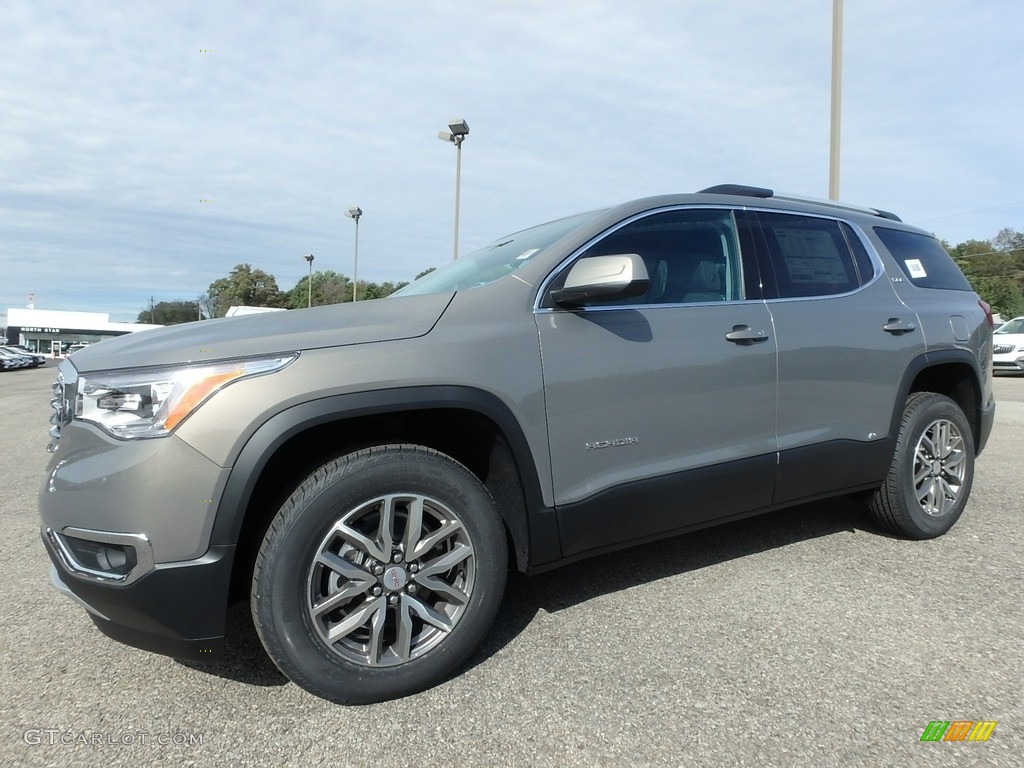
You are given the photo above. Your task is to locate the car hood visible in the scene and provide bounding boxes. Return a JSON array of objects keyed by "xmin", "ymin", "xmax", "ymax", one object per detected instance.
[
  {"xmin": 68, "ymin": 293, "xmax": 455, "ymax": 372},
  {"xmin": 993, "ymin": 331, "xmax": 1024, "ymax": 346}
]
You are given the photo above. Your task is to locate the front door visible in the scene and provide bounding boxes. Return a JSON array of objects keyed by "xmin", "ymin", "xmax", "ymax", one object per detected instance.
[{"xmin": 536, "ymin": 207, "xmax": 779, "ymax": 558}]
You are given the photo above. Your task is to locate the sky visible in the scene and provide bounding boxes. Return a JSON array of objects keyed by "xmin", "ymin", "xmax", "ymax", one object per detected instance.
[{"xmin": 2, "ymin": 0, "xmax": 1022, "ymax": 322}]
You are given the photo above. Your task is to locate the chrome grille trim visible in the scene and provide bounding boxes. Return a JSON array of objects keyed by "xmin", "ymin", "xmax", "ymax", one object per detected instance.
[{"xmin": 47, "ymin": 360, "xmax": 78, "ymax": 452}]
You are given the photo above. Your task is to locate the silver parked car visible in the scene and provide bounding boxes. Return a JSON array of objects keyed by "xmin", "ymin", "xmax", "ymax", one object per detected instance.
[
  {"xmin": 0, "ymin": 347, "xmax": 34, "ymax": 370},
  {"xmin": 2, "ymin": 346, "xmax": 45, "ymax": 367},
  {"xmin": 40, "ymin": 185, "xmax": 995, "ymax": 704}
]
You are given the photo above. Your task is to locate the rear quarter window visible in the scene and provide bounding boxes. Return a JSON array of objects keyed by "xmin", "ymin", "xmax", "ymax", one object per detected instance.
[{"xmin": 874, "ymin": 227, "xmax": 972, "ymax": 290}]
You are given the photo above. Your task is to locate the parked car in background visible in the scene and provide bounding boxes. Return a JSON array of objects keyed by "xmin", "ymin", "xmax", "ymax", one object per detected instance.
[
  {"xmin": 992, "ymin": 316, "xmax": 1024, "ymax": 373},
  {"xmin": 0, "ymin": 350, "xmax": 22, "ymax": 371},
  {"xmin": 0, "ymin": 347, "xmax": 34, "ymax": 370},
  {"xmin": 3, "ymin": 346, "xmax": 46, "ymax": 367}
]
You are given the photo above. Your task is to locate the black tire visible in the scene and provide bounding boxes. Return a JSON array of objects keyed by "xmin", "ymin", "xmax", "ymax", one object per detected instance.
[
  {"xmin": 868, "ymin": 392, "xmax": 975, "ymax": 539},
  {"xmin": 251, "ymin": 444, "xmax": 507, "ymax": 704}
]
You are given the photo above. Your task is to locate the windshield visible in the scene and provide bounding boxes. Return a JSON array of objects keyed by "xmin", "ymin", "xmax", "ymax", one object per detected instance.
[
  {"xmin": 995, "ymin": 317, "xmax": 1024, "ymax": 334},
  {"xmin": 394, "ymin": 211, "xmax": 600, "ymax": 296}
]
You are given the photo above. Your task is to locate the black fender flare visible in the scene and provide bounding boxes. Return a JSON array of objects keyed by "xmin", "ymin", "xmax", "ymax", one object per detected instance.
[
  {"xmin": 889, "ymin": 348, "xmax": 988, "ymax": 451},
  {"xmin": 209, "ymin": 385, "xmax": 559, "ymax": 566}
]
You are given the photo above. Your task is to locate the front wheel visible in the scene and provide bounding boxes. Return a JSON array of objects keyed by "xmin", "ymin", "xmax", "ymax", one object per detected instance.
[
  {"xmin": 251, "ymin": 444, "xmax": 508, "ymax": 704},
  {"xmin": 868, "ymin": 392, "xmax": 975, "ymax": 539}
]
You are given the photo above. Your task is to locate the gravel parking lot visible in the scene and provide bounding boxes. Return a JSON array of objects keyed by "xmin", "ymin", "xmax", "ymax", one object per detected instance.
[{"xmin": 1, "ymin": 364, "xmax": 1021, "ymax": 767}]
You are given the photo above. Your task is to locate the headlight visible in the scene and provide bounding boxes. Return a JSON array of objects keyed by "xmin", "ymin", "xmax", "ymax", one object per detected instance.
[{"xmin": 76, "ymin": 355, "xmax": 296, "ymax": 439}]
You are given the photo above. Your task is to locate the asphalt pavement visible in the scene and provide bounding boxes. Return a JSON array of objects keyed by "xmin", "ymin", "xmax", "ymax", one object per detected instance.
[{"xmin": 1, "ymin": 364, "xmax": 1021, "ymax": 767}]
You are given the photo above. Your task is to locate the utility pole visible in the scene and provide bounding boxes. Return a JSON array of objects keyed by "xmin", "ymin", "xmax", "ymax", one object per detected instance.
[{"xmin": 829, "ymin": 0, "xmax": 843, "ymax": 200}]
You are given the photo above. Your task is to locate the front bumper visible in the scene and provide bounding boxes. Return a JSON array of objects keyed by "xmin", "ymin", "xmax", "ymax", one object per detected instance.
[
  {"xmin": 43, "ymin": 530, "xmax": 234, "ymax": 662},
  {"xmin": 992, "ymin": 359, "xmax": 1024, "ymax": 373}
]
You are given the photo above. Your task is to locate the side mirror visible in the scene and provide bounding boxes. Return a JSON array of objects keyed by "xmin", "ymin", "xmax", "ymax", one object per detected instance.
[{"xmin": 550, "ymin": 253, "xmax": 649, "ymax": 307}]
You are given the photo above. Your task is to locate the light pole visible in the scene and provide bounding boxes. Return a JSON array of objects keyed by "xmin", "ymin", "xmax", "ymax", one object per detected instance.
[
  {"xmin": 438, "ymin": 118, "xmax": 469, "ymax": 260},
  {"xmin": 304, "ymin": 253, "xmax": 314, "ymax": 308},
  {"xmin": 344, "ymin": 207, "xmax": 362, "ymax": 301},
  {"xmin": 829, "ymin": 0, "xmax": 843, "ymax": 200}
]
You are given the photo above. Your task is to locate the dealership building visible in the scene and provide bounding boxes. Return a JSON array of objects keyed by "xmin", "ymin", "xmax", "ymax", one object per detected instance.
[{"xmin": 2, "ymin": 308, "xmax": 161, "ymax": 356}]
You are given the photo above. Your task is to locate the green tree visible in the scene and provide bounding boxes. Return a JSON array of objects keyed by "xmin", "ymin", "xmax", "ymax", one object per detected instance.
[
  {"xmin": 207, "ymin": 264, "xmax": 287, "ymax": 317},
  {"xmin": 136, "ymin": 300, "xmax": 203, "ymax": 325},
  {"xmin": 286, "ymin": 270, "xmax": 350, "ymax": 309},
  {"xmin": 285, "ymin": 272, "xmax": 409, "ymax": 307},
  {"xmin": 359, "ymin": 280, "xmax": 408, "ymax": 300},
  {"xmin": 945, "ymin": 232, "xmax": 1024, "ymax": 318}
]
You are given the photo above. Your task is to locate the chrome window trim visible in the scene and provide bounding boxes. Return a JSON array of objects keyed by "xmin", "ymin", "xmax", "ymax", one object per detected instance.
[{"xmin": 533, "ymin": 204, "xmax": 757, "ymax": 313}]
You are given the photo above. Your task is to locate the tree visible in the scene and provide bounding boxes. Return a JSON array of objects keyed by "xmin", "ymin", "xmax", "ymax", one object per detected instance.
[
  {"xmin": 207, "ymin": 264, "xmax": 287, "ymax": 317},
  {"xmin": 945, "ymin": 231, "xmax": 1024, "ymax": 319},
  {"xmin": 137, "ymin": 300, "xmax": 203, "ymax": 325},
  {"xmin": 993, "ymin": 227, "xmax": 1024, "ymax": 254},
  {"xmin": 285, "ymin": 270, "xmax": 350, "ymax": 309},
  {"xmin": 359, "ymin": 280, "xmax": 408, "ymax": 300},
  {"xmin": 285, "ymin": 271, "xmax": 409, "ymax": 307}
]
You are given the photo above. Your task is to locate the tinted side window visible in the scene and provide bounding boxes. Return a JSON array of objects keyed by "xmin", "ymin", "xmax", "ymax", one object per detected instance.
[
  {"xmin": 874, "ymin": 227, "xmax": 972, "ymax": 290},
  {"xmin": 575, "ymin": 208, "xmax": 745, "ymax": 306},
  {"xmin": 756, "ymin": 213, "xmax": 861, "ymax": 298}
]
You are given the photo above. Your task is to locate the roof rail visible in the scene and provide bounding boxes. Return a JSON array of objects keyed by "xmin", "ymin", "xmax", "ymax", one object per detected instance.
[
  {"xmin": 698, "ymin": 184, "xmax": 902, "ymax": 222},
  {"xmin": 772, "ymin": 192, "xmax": 903, "ymax": 222}
]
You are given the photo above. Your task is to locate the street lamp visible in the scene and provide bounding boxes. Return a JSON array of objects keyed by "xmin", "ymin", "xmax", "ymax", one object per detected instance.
[
  {"xmin": 438, "ymin": 118, "xmax": 469, "ymax": 260},
  {"xmin": 303, "ymin": 253, "xmax": 314, "ymax": 308},
  {"xmin": 344, "ymin": 206, "xmax": 362, "ymax": 301}
]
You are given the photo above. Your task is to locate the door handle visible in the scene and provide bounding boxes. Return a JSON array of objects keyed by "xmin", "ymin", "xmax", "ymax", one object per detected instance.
[
  {"xmin": 883, "ymin": 318, "xmax": 916, "ymax": 335},
  {"xmin": 725, "ymin": 325, "xmax": 769, "ymax": 345}
]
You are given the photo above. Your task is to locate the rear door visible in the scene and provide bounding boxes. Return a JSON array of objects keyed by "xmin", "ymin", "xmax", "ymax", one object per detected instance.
[
  {"xmin": 535, "ymin": 207, "xmax": 778, "ymax": 558},
  {"xmin": 748, "ymin": 211, "xmax": 926, "ymax": 504}
]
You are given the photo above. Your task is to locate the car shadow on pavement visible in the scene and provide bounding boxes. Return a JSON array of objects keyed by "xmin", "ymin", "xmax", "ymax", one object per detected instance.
[
  {"xmin": 177, "ymin": 496, "xmax": 882, "ymax": 689},
  {"xmin": 467, "ymin": 496, "xmax": 882, "ymax": 671},
  {"xmin": 176, "ymin": 601, "xmax": 288, "ymax": 687}
]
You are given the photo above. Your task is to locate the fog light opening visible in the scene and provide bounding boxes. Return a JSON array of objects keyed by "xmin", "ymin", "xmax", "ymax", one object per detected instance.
[{"xmin": 63, "ymin": 535, "xmax": 138, "ymax": 577}]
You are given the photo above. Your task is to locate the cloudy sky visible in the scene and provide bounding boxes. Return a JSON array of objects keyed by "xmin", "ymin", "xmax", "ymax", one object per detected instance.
[{"xmin": 2, "ymin": 0, "xmax": 1022, "ymax": 321}]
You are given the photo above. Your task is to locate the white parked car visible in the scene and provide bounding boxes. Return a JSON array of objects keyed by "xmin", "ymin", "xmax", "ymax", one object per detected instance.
[{"xmin": 992, "ymin": 316, "xmax": 1024, "ymax": 373}]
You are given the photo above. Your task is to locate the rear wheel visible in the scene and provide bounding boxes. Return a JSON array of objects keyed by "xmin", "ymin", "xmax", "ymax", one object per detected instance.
[
  {"xmin": 251, "ymin": 444, "xmax": 507, "ymax": 704},
  {"xmin": 868, "ymin": 392, "xmax": 974, "ymax": 539}
]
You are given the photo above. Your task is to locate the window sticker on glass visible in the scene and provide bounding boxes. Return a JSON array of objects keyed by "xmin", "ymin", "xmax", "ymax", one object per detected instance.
[
  {"xmin": 516, "ymin": 248, "xmax": 540, "ymax": 261},
  {"xmin": 904, "ymin": 259, "xmax": 927, "ymax": 279}
]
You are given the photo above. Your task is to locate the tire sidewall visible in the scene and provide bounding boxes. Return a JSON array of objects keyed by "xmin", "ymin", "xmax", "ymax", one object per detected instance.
[
  {"xmin": 254, "ymin": 447, "xmax": 507, "ymax": 704},
  {"xmin": 892, "ymin": 395, "xmax": 974, "ymax": 538}
]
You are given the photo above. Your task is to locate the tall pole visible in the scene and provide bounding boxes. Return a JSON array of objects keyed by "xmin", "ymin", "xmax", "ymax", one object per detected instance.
[
  {"xmin": 829, "ymin": 0, "xmax": 843, "ymax": 200},
  {"xmin": 345, "ymin": 207, "xmax": 362, "ymax": 301},
  {"xmin": 304, "ymin": 254, "xmax": 314, "ymax": 308},
  {"xmin": 453, "ymin": 139, "xmax": 463, "ymax": 260},
  {"xmin": 353, "ymin": 215, "xmax": 360, "ymax": 301},
  {"xmin": 439, "ymin": 119, "xmax": 469, "ymax": 260}
]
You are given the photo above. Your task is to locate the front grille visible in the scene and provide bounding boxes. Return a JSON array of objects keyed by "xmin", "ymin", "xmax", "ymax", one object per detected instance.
[
  {"xmin": 47, "ymin": 361, "xmax": 77, "ymax": 452},
  {"xmin": 993, "ymin": 344, "xmax": 1015, "ymax": 355}
]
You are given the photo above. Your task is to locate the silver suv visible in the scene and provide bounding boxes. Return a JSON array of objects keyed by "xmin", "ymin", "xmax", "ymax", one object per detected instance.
[{"xmin": 40, "ymin": 185, "xmax": 995, "ymax": 704}]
